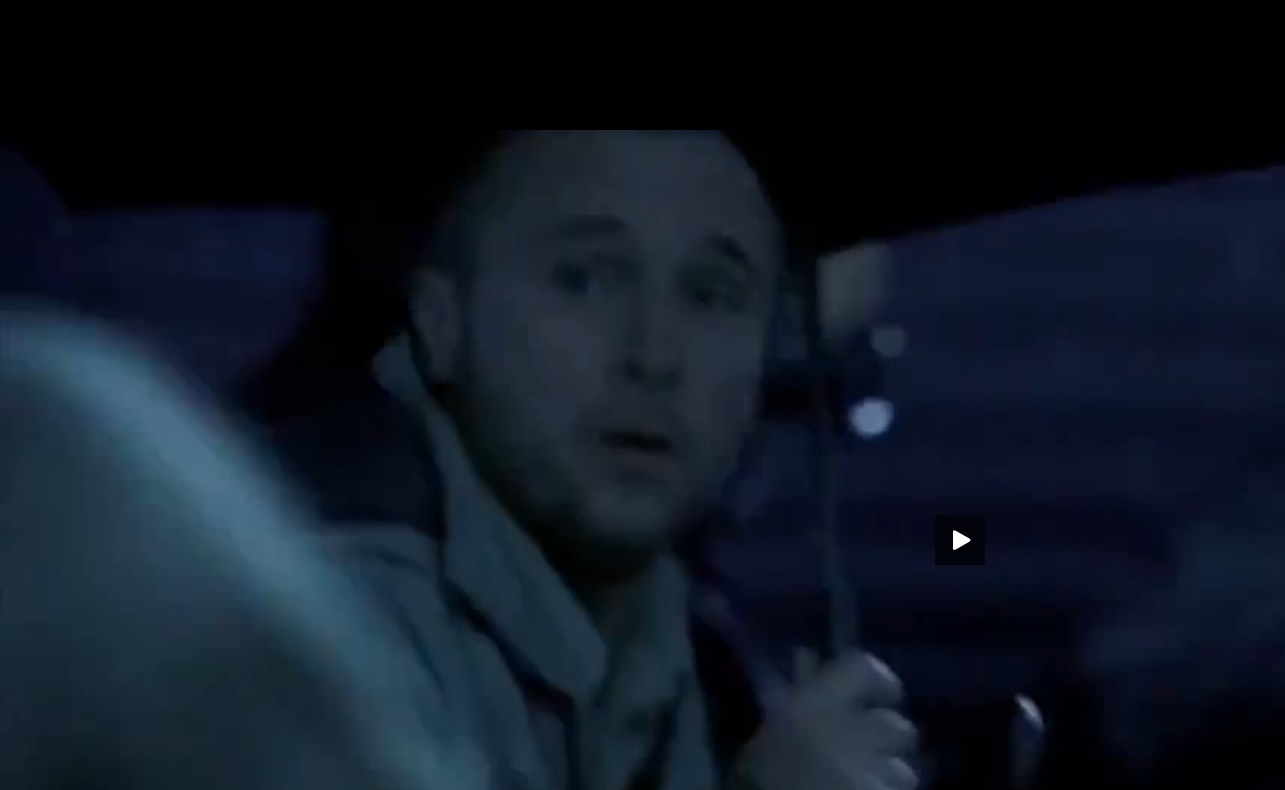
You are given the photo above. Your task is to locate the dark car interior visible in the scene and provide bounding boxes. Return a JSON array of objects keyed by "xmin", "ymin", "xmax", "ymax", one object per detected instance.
[{"xmin": 7, "ymin": 129, "xmax": 1285, "ymax": 789}]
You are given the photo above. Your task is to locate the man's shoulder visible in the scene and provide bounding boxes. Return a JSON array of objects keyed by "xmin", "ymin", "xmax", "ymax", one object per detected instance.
[
  {"xmin": 266, "ymin": 381, "xmax": 457, "ymax": 631},
  {"xmin": 322, "ymin": 521, "xmax": 441, "ymax": 573},
  {"xmin": 318, "ymin": 521, "xmax": 453, "ymax": 629}
]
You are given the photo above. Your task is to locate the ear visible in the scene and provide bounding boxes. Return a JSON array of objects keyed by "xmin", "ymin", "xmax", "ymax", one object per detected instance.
[{"xmin": 407, "ymin": 266, "xmax": 462, "ymax": 385}]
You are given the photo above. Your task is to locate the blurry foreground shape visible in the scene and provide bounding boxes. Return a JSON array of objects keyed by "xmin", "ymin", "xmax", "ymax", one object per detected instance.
[
  {"xmin": 817, "ymin": 242, "xmax": 892, "ymax": 349},
  {"xmin": 0, "ymin": 307, "xmax": 483, "ymax": 790}
]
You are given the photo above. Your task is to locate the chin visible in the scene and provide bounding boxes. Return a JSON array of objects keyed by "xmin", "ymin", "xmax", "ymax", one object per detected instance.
[{"xmin": 574, "ymin": 496, "xmax": 678, "ymax": 558}]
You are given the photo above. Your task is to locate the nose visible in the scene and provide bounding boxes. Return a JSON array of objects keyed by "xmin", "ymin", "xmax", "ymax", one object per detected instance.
[{"xmin": 620, "ymin": 297, "xmax": 681, "ymax": 390}]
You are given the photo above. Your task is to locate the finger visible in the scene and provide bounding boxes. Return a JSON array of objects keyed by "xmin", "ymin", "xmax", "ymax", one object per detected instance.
[
  {"xmin": 797, "ymin": 652, "xmax": 904, "ymax": 709},
  {"xmin": 873, "ymin": 757, "xmax": 919, "ymax": 790},
  {"xmin": 837, "ymin": 757, "xmax": 917, "ymax": 790},
  {"xmin": 853, "ymin": 708, "xmax": 919, "ymax": 755},
  {"xmin": 792, "ymin": 646, "xmax": 819, "ymax": 682}
]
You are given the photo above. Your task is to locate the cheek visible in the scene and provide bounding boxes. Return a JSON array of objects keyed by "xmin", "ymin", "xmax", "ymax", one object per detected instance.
[
  {"xmin": 688, "ymin": 350, "xmax": 763, "ymax": 463},
  {"xmin": 466, "ymin": 289, "xmax": 605, "ymax": 426}
]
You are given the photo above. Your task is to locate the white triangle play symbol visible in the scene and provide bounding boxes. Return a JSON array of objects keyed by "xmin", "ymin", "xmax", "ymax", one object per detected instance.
[{"xmin": 952, "ymin": 530, "xmax": 971, "ymax": 550}]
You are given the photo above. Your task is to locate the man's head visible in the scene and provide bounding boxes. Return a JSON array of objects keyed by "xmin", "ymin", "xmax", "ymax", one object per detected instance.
[{"xmin": 409, "ymin": 130, "xmax": 784, "ymax": 575}]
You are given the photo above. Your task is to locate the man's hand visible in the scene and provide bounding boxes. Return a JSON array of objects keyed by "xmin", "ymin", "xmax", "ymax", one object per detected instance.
[{"xmin": 733, "ymin": 650, "xmax": 919, "ymax": 790}]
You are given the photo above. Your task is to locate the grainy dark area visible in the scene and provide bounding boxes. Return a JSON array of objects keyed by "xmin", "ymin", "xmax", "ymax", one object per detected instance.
[{"xmin": 7, "ymin": 130, "xmax": 1285, "ymax": 789}]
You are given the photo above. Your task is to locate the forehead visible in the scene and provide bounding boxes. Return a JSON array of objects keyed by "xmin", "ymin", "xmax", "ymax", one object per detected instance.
[{"xmin": 468, "ymin": 131, "xmax": 783, "ymax": 268}]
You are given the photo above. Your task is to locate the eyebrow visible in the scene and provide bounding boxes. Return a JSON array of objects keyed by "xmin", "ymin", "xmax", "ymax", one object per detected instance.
[
  {"xmin": 547, "ymin": 214, "xmax": 764, "ymax": 281},
  {"xmin": 548, "ymin": 214, "xmax": 630, "ymax": 241},
  {"xmin": 706, "ymin": 233, "xmax": 752, "ymax": 270}
]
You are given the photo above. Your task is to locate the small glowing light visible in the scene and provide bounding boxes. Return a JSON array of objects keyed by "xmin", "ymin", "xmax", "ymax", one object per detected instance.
[
  {"xmin": 870, "ymin": 325, "xmax": 907, "ymax": 359},
  {"xmin": 1015, "ymin": 694, "xmax": 1045, "ymax": 731},
  {"xmin": 847, "ymin": 397, "xmax": 895, "ymax": 438}
]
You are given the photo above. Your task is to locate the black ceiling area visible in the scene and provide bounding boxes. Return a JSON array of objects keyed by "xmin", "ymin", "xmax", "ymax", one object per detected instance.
[{"xmin": 9, "ymin": 128, "xmax": 1285, "ymax": 246}]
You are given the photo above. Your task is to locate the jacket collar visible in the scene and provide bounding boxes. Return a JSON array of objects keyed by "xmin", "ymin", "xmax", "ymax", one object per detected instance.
[{"xmin": 373, "ymin": 335, "xmax": 693, "ymax": 715}]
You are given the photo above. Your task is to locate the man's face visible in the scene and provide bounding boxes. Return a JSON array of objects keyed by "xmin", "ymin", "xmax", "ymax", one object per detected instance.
[{"xmin": 425, "ymin": 131, "xmax": 782, "ymax": 567}]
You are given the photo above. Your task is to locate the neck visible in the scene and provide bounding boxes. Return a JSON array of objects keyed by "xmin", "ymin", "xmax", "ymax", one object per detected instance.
[
  {"xmin": 503, "ymin": 496, "xmax": 666, "ymax": 643},
  {"xmin": 567, "ymin": 567, "xmax": 652, "ymax": 645},
  {"xmin": 433, "ymin": 389, "xmax": 665, "ymax": 643}
]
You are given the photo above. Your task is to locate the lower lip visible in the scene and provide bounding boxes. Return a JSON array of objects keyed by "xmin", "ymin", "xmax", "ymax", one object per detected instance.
[{"xmin": 599, "ymin": 442, "xmax": 675, "ymax": 473}]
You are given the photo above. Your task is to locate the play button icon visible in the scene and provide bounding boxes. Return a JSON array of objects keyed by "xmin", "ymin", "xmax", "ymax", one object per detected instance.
[{"xmin": 935, "ymin": 517, "xmax": 986, "ymax": 565}]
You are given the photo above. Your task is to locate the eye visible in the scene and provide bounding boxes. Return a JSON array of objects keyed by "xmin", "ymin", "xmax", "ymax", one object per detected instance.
[
  {"xmin": 551, "ymin": 259, "xmax": 620, "ymax": 299},
  {"xmin": 687, "ymin": 274, "xmax": 750, "ymax": 314},
  {"xmin": 551, "ymin": 263, "xmax": 598, "ymax": 295},
  {"xmin": 550, "ymin": 252, "xmax": 629, "ymax": 299}
]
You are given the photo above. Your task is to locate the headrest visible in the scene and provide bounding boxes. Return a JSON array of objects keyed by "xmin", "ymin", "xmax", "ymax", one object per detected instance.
[
  {"xmin": 61, "ymin": 209, "xmax": 326, "ymax": 397},
  {"xmin": 0, "ymin": 148, "xmax": 68, "ymax": 294}
]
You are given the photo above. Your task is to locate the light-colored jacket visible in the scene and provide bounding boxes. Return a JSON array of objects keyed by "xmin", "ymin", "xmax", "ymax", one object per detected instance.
[{"xmin": 323, "ymin": 336, "xmax": 719, "ymax": 790}]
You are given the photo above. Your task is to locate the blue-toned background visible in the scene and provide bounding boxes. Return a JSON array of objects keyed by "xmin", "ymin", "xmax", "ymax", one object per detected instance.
[{"xmin": 5, "ymin": 145, "xmax": 1284, "ymax": 711}]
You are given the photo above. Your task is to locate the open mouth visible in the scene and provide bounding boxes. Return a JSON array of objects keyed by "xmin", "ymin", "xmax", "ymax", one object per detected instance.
[{"xmin": 600, "ymin": 430, "xmax": 674, "ymax": 456}]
